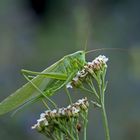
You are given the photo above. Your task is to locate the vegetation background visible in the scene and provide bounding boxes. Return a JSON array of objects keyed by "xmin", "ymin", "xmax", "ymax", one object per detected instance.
[{"xmin": 0, "ymin": 0, "xmax": 140, "ymax": 140}]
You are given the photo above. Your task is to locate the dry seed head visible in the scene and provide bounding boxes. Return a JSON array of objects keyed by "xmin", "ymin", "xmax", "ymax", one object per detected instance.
[
  {"xmin": 76, "ymin": 122, "xmax": 82, "ymax": 132},
  {"xmin": 92, "ymin": 55, "xmax": 108, "ymax": 70},
  {"xmin": 49, "ymin": 109, "xmax": 57, "ymax": 119},
  {"xmin": 71, "ymin": 106, "xmax": 80, "ymax": 114},
  {"xmin": 65, "ymin": 108, "xmax": 72, "ymax": 117},
  {"xmin": 66, "ymin": 55, "xmax": 108, "ymax": 89},
  {"xmin": 31, "ymin": 97, "xmax": 89, "ymax": 131}
]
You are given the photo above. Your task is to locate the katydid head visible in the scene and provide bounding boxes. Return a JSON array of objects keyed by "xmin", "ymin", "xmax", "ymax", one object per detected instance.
[{"xmin": 69, "ymin": 50, "xmax": 86, "ymax": 66}]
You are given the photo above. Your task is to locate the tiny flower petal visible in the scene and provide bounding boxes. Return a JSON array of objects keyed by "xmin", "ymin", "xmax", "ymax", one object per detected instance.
[
  {"xmin": 97, "ymin": 55, "xmax": 108, "ymax": 63},
  {"xmin": 40, "ymin": 113, "xmax": 46, "ymax": 118},
  {"xmin": 88, "ymin": 62, "xmax": 92, "ymax": 65},
  {"xmin": 44, "ymin": 120, "xmax": 48, "ymax": 126},
  {"xmin": 52, "ymin": 109, "xmax": 57, "ymax": 113},
  {"xmin": 71, "ymin": 107, "xmax": 80, "ymax": 114},
  {"xmin": 73, "ymin": 77, "xmax": 79, "ymax": 82},
  {"xmin": 77, "ymin": 71, "xmax": 81, "ymax": 76},
  {"xmin": 31, "ymin": 124, "xmax": 38, "ymax": 129},
  {"xmin": 66, "ymin": 82, "xmax": 73, "ymax": 88}
]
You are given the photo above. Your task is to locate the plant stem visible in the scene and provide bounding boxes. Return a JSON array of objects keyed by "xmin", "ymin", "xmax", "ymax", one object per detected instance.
[
  {"xmin": 76, "ymin": 130, "xmax": 79, "ymax": 140},
  {"xmin": 65, "ymin": 87, "xmax": 72, "ymax": 104},
  {"xmin": 101, "ymin": 104, "xmax": 110, "ymax": 140},
  {"xmin": 82, "ymin": 111, "xmax": 88, "ymax": 140},
  {"xmin": 84, "ymin": 126, "xmax": 87, "ymax": 140}
]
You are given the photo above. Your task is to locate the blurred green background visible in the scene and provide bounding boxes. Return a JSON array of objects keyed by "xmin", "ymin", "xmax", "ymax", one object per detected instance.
[{"xmin": 0, "ymin": 0, "xmax": 140, "ymax": 140}]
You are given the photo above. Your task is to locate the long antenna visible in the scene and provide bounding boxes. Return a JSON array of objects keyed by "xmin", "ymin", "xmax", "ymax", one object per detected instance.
[
  {"xmin": 83, "ymin": 27, "xmax": 89, "ymax": 52},
  {"xmin": 84, "ymin": 35, "xmax": 88, "ymax": 52},
  {"xmin": 86, "ymin": 48, "xmax": 127, "ymax": 54}
]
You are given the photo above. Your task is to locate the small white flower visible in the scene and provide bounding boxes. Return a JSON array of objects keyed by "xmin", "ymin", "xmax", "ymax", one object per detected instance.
[
  {"xmin": 97, "ymin": 55, "xmax": 108, "ymax": 63},
  {"xmin": 88, "ymin": 62, "xmax": 92, "ymax": 65},
  {"xmin": 44, "ymin": 120, "xmax": 49, "ymax": 126},
  {"xmin": 79, "ymin": 69, "xmax": 88, "ymax": 78},
  {"xmin": 58, "ymin": 108, "xmax": 65, "ymax": 115},
  {"xmin": 71, "ymin": 107, "xmax": 80, "ymax": 114},
  {"xmin": 45, "ymin": 110, "xmax": 51, "ymax": 114},
  {"xmin": 36, "ymin": 117, "xmax": 49, "ymax": 127},
  {"xmin": 77, "ymin": 98, "xmax": 84, "ymax": 104},
  {"xmin": 67, "ymin": 105, "xmax": 71, "ymax": 109},
  {"xmin": 93, "ymin": 59, "xmax": 100, "ymax": 64},
  {"xmin": 31, "ymin": 124, "xmax": 38, "ymax": 129},
  {"xmin": 58, "ymin": 108, "xmax": 62, "ymax": 114},
  {"xmin": 37, "ymin": 118, "xmax": 46, "ymax": 123},
  {"xmin": 75, "ymin": 102, "xmax": 80, "ymax": 105},
  {"xmin": 52, "ymin": 109, "xmax": 57, "ymax": 114},
  {"xmin": 40, "ymin": 113, "xmax": 46, "ymax": 118},
  {"xmin": 77, "ymin": 71, "xmax": 81, "ymax": 77},
  {"xmin": 66, "ymin": 82, "xmax": 73, "ymax": 88},
  {"xmin": 73, "ymin": 76, "xmax": 79, "ymax": 82},
  {"xmin": 61, "ymin": 109, "xmax": 65, "ymax": 115}
]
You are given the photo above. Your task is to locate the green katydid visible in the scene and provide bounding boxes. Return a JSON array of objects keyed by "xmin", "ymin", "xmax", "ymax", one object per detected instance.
[
  {"xmin": 0, "ymin": 50, "xmax": 86, "ymax": 115},
  {"xmin": 0, "ymin": 48, "xmax": 124, "ymax": 115}
]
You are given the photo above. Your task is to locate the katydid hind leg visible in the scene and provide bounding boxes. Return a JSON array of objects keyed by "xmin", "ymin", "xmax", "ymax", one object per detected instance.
[
  {"xmin": 65, "ymin": 86, "xmax": 72, "ymax": 105},
  {"xmin": 22, "ymin": 73, "xmax": 57, "ymax": 108},
  {"xmin": 21, "ymin": 69, "xmax": 67, "ymax": 80}
]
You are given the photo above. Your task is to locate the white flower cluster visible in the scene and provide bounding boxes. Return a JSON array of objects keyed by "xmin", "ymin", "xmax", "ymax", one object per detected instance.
[
  {"xmin": 66, "ymin": 69, "xmax": 88, "ymax": 88},
  {"xmin": 86, "ymin": 55, "xmax": 108, "ymax": 70},
  {"xmin": 31, "ymin": 97, "xmax": 89, "ymax": 131},
  {"xmin": 66, "ymin": 55, "xmax": 108, "ymax": 88}
]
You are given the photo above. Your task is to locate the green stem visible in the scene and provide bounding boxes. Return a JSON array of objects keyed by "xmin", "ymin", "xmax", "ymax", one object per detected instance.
[
  {"xmin": 65, "ymin": 87, "xmax": 72, "ymax": 104},
  {"xmin": 81, "ymin": 111, "xmax": 88, "ymax": 140},
  {"xmin": 76, "ymin": 130, "xmax": 79, "ymax": 140},
  {"xmin": 69, "ymin": 118, "xmax": 74, "ymax": 138},
  {"xmin": 41, "ymin": 99, "xmax": 51, "ymax": 110},
  {"xmin": 101, "ymin": 104, "xmax": 110, "ymax": 140},
  {"xmin": 55, "ymin": 120, "xmax": 75, "ymax": 140},
  {"xmin": 80, "ymin": 86, "xmax": 94, "ymax": 95},
  {"xmin": 97, "ymin": 67, "xmax": 110, "ymax": 140},
  {"xmin": 88, "ymin": 78, "xmax": 99, "ymax": 99},
  {"xmin": 60, "ymin": 134, "xmax": 63, "ymax": 140},
  {"xmin": 84, "ymin": 125, "xmax": 87, "ymax": 140}
]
